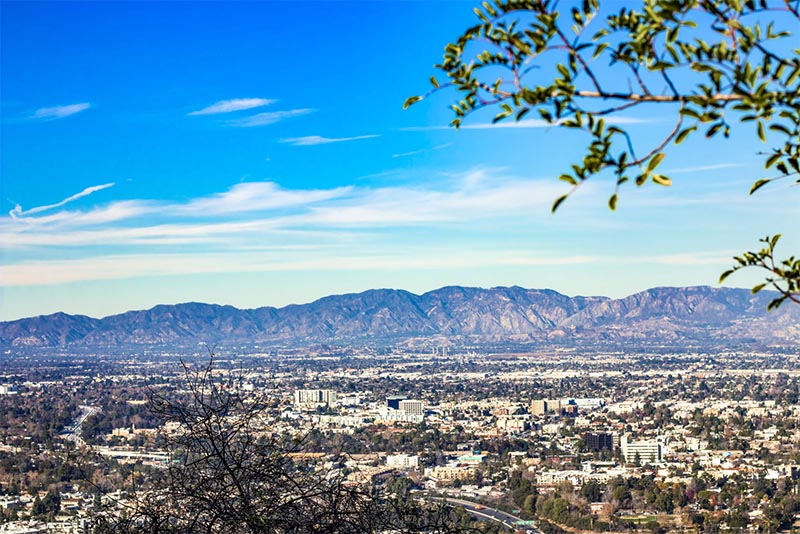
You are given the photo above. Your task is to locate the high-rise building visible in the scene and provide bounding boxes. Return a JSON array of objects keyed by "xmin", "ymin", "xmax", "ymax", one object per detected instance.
[
  {"xmin": 399, "ymin": 399, "xmax": 424, "ymax": 416},
  {"xmin": 386, "ymin": 395, "xmax": 408, "ymax": 410},
  {"xmin": 293, "ymin": 389, "xmax": 337, "ymax": 408},
  {"xmin": 531, "ymin": 399, "xmax": 562, "ymax": 416},
  {"xmin": 583, "ymin": 432, "xmax": 614, "ymax": 452}
]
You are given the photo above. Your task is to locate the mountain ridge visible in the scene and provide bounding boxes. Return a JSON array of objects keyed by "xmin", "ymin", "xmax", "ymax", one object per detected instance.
[{"xmin": 2, "ymin": 285, "xmax": 798, "ymax": 348}]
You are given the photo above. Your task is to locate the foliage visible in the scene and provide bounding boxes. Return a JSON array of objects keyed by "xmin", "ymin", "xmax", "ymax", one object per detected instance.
[
  {"xmin": 719, "ymin": 234, "xmax": 800, "ymax": 308},
  {"xmin": 406, "ymin": 0, "xmax": 799, "ymax": 307}
]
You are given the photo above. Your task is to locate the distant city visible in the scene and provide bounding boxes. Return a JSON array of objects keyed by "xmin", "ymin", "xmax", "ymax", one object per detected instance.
[{"xmin": 0, "ymin": 285, "xmax": 798, "ymax": 532}]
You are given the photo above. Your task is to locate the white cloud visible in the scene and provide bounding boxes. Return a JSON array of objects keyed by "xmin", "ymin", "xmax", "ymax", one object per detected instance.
[
  {"xmin": 0, "ymin": 251, "xmax": 600, "ymax": 286},
  {"xmin": 180, "ymin": 181, "xmax": 352, "ymax": 215},
  {"xmin": 1, "ymin": 171, "xmax": 572, "ymax": 251},
  {"xmin": 634, "ymin": 252, "xmax": 734, "ymax": 266},
  {"xmin": 392, "ymin": 143, "xmax": 452, "ymax": 158},
  {"xmin": 231, "ymin": 108, "xmax": 314, "ymax": 127},
  {"xmin": 9, "ymin": 182, "xmax": 115, "ymax": 219},
  {"xmin": 281, "ymin": 135, "xmax": 380, "ymax": 146},
  {"xmin": 33, "ymin": 103, "xmax": 91, "ymax": 120},
  {"xmin": 662, "ymin": 163, "xmax": 743, "ymax": 174},
  {"xmin": 188, "ymin": 98, "xmax": 275, "ymax": 116}
]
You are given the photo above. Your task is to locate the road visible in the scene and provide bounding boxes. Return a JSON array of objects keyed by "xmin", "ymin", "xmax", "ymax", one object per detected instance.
[
  {"xmin": 430, "ymin": 495, "xmax": 543, "ymax": 533},
  {"xmin": 60, "ymin": 404, "xmax": 100, "ymax": 444}
]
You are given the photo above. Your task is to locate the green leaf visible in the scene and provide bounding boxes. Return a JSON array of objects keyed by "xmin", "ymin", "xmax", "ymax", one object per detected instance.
[
  {"xmin": 430, "ymin": 76, "xmax": 440, "ymax": 88},
  {"xmin": 651, "ymin": 174, "xmax": 672, "ymax": 186},
  {"xmin": 719, "ymin": 269, "xmax": 735, "ymax": 283},
  {"xmin": 647, "ymin": 153, "xmax": 665, "ymax": 172},
  {"xmin": 751, "ymin": 283, "xmax": 767, "ymax": 294},
  {"xmin": 749, "ymin": 178, "xmax": 770, "ymax": 195},
  {"xmin": 552, "ymin": 195, "xmax": 568, "ymax": 213},
  {"xmin": 765, "ymin": 152, "xmax": 781, "ymax": 169},
  {"xmin": 403, "ymin": 96, "xmax": 422, "ymax": 110},
  {"xmin": 674, "ymin": 126, "xmax": 697, "ymax": 145},
  {"xmin": 757, "ymin": 121, "xmax": 766, "ymax": 142},
  {"xmin": 608, "ymin": 193, "xmax": 618, "ymax": 211},
  {"xmin": 558, "ymin": 174, "xmax": 577, "ymax": 186}
]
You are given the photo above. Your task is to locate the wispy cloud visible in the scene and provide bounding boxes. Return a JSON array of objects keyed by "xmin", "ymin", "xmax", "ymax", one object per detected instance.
[
  {"xmin": 634, "ymin": 252, "xmax": 734, "ymax": 266},
  {"xmin": 33, "ymin": 103, "xmax": 91, "ymax": 120},
  {"xmin": 392, "ymin": 143, "xmax": 452, "ymax": 158},
  {"xmin": 1, "ymin": 170, "xmax": 570, "ymax": 251},
  {"xmin": 662, "ymin": 163, "xmax": 743, "ymax": 174},
  {"xmin": 188, "ymin": 98, "xmax": 275, "ymax": 116},
  {"xmin": 9, "ymin": 182, "xmax": 115, "ymax": 219},
  {"xmin": 2, "ymin": 247, "xmax": 736, "ymax": 287},
  {"xmin": 280, "ymin": 135, "xmax": 380, "ymax": 146},
  {"xmin": 180, "ymin": 181, "xmax": 352, "ymax": 215},
  {"xmin": 0, "ymin": 251, "xmax": 601, "ymax": 287},
  {"xmin": 231, "ymin": 108, "xmax": 314, "ymax": 127}
]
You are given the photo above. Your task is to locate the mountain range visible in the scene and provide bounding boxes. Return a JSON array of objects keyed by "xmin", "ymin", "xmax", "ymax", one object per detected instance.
[{"xmin": 2, "ymin": 286, "xmax": 799, "ymax": 349}]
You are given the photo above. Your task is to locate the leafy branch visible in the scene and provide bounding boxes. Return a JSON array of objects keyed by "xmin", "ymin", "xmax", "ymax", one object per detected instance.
[
  {"xmin": 720, "ymin": 235, "xmax": 800, "ymax": 310},
  {"xmin": 406, "ymin": 0, "xmax": 800, "ymax": 309}
]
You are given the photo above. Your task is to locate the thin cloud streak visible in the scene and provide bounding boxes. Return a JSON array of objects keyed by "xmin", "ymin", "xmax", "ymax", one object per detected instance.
[
  {"xmin": 179, "ymin": 181, "xmax": 353, "ymax": 215},
  {"xmin": 230, "ymin": 108, "xmax": 314, "ymax": 127},
  {"xmin": 1, "ymin": 172, "xmax": 570, "ymax": 248},
  {"xmin": 9, "ymin": 183, "xmax": 115, "ymax": 219},
  {"xmin": 392, "ymin": 143, "xmax": 452, "ymax": 158},
  {"xmin": 188, "ymin": 98, "xmax": 275, "ymax": 115},
  {"xmin": 0, "ymin": 248, "xmax": 737, "ymax": 287},
  {"xmin": 280, "ymin": 135, "xmax": 380, "ymax": 146},
  {"xmin": 33, "ymin": 102, "xmax": 91, "ymax": 120},
  {"xmin": 662, "ymin": 163, "xmax": 743, "ymax": 174}
]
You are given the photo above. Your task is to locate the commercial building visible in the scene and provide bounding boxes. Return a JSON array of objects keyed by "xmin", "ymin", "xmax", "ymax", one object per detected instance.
[
  {"xmin": 399, "ymin": 399, "xmax": 424, "ymax": 416},
  {"xmin": 293, "ymin": 389, "xmax": 337, "ymax": 408},
  {"xmin": 386, "ymin": 395, "xmax": 408, "ymax": 410},
  {"xmin": 531, "ymin": 399, "xmax": 562, "ymax": 416},
  {"xmin": 621, "ymin": 435, "xmax": 662, "ymax": 465},
  {"xmin": 386, "ymin": 454, "xmax": 420, "ymax": 469},
  {"xmin": 584, "ymin": 432, "xmax": 614, "ymax": 452}
]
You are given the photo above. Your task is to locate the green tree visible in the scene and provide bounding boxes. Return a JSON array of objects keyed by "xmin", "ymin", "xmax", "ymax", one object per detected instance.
[{"xmin": 407, "ymin": 0, "xmax": 799, "ymax": 308}]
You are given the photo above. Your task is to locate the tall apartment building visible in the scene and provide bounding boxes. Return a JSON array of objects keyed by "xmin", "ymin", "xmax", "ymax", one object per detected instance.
[
  {"xmin": 293, "ymin": 389, "xmax": 337, "ymax": 408},
  {"xmin": 531, "ymin": 399, "xmax": 562, "ymax": 416}
]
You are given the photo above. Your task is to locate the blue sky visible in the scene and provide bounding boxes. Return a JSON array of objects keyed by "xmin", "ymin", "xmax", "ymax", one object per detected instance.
[{"xmin": 1, "ymin": 1, "xmax": 798, "ymax": 321}]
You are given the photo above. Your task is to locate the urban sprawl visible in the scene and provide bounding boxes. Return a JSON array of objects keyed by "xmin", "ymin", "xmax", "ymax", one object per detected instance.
[{"xmin": 0, "ymin": 347, "xmax": 798, "ymax": 533}]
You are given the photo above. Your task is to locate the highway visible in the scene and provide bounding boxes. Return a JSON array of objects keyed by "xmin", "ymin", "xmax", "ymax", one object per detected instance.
[
  {"xmin": 60, "ymin": 404, "xmax": 100, "ymax": 445},
  {"xmin": 430, "ymin": 495, "xmax": 543, "ymax": 533}
]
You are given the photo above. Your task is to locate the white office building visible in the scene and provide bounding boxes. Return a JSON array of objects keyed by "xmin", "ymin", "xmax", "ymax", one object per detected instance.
[
  {"xmin": 621, "ymin": 435, "xmax": 662, "ymax": 465},
  {"xmin": 399, "ymin": 399, "xmax": 424, "ymax": 416},
  {"xmin": 386, "ymin": 454, "xmax": 420, "ymax": 469}
]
